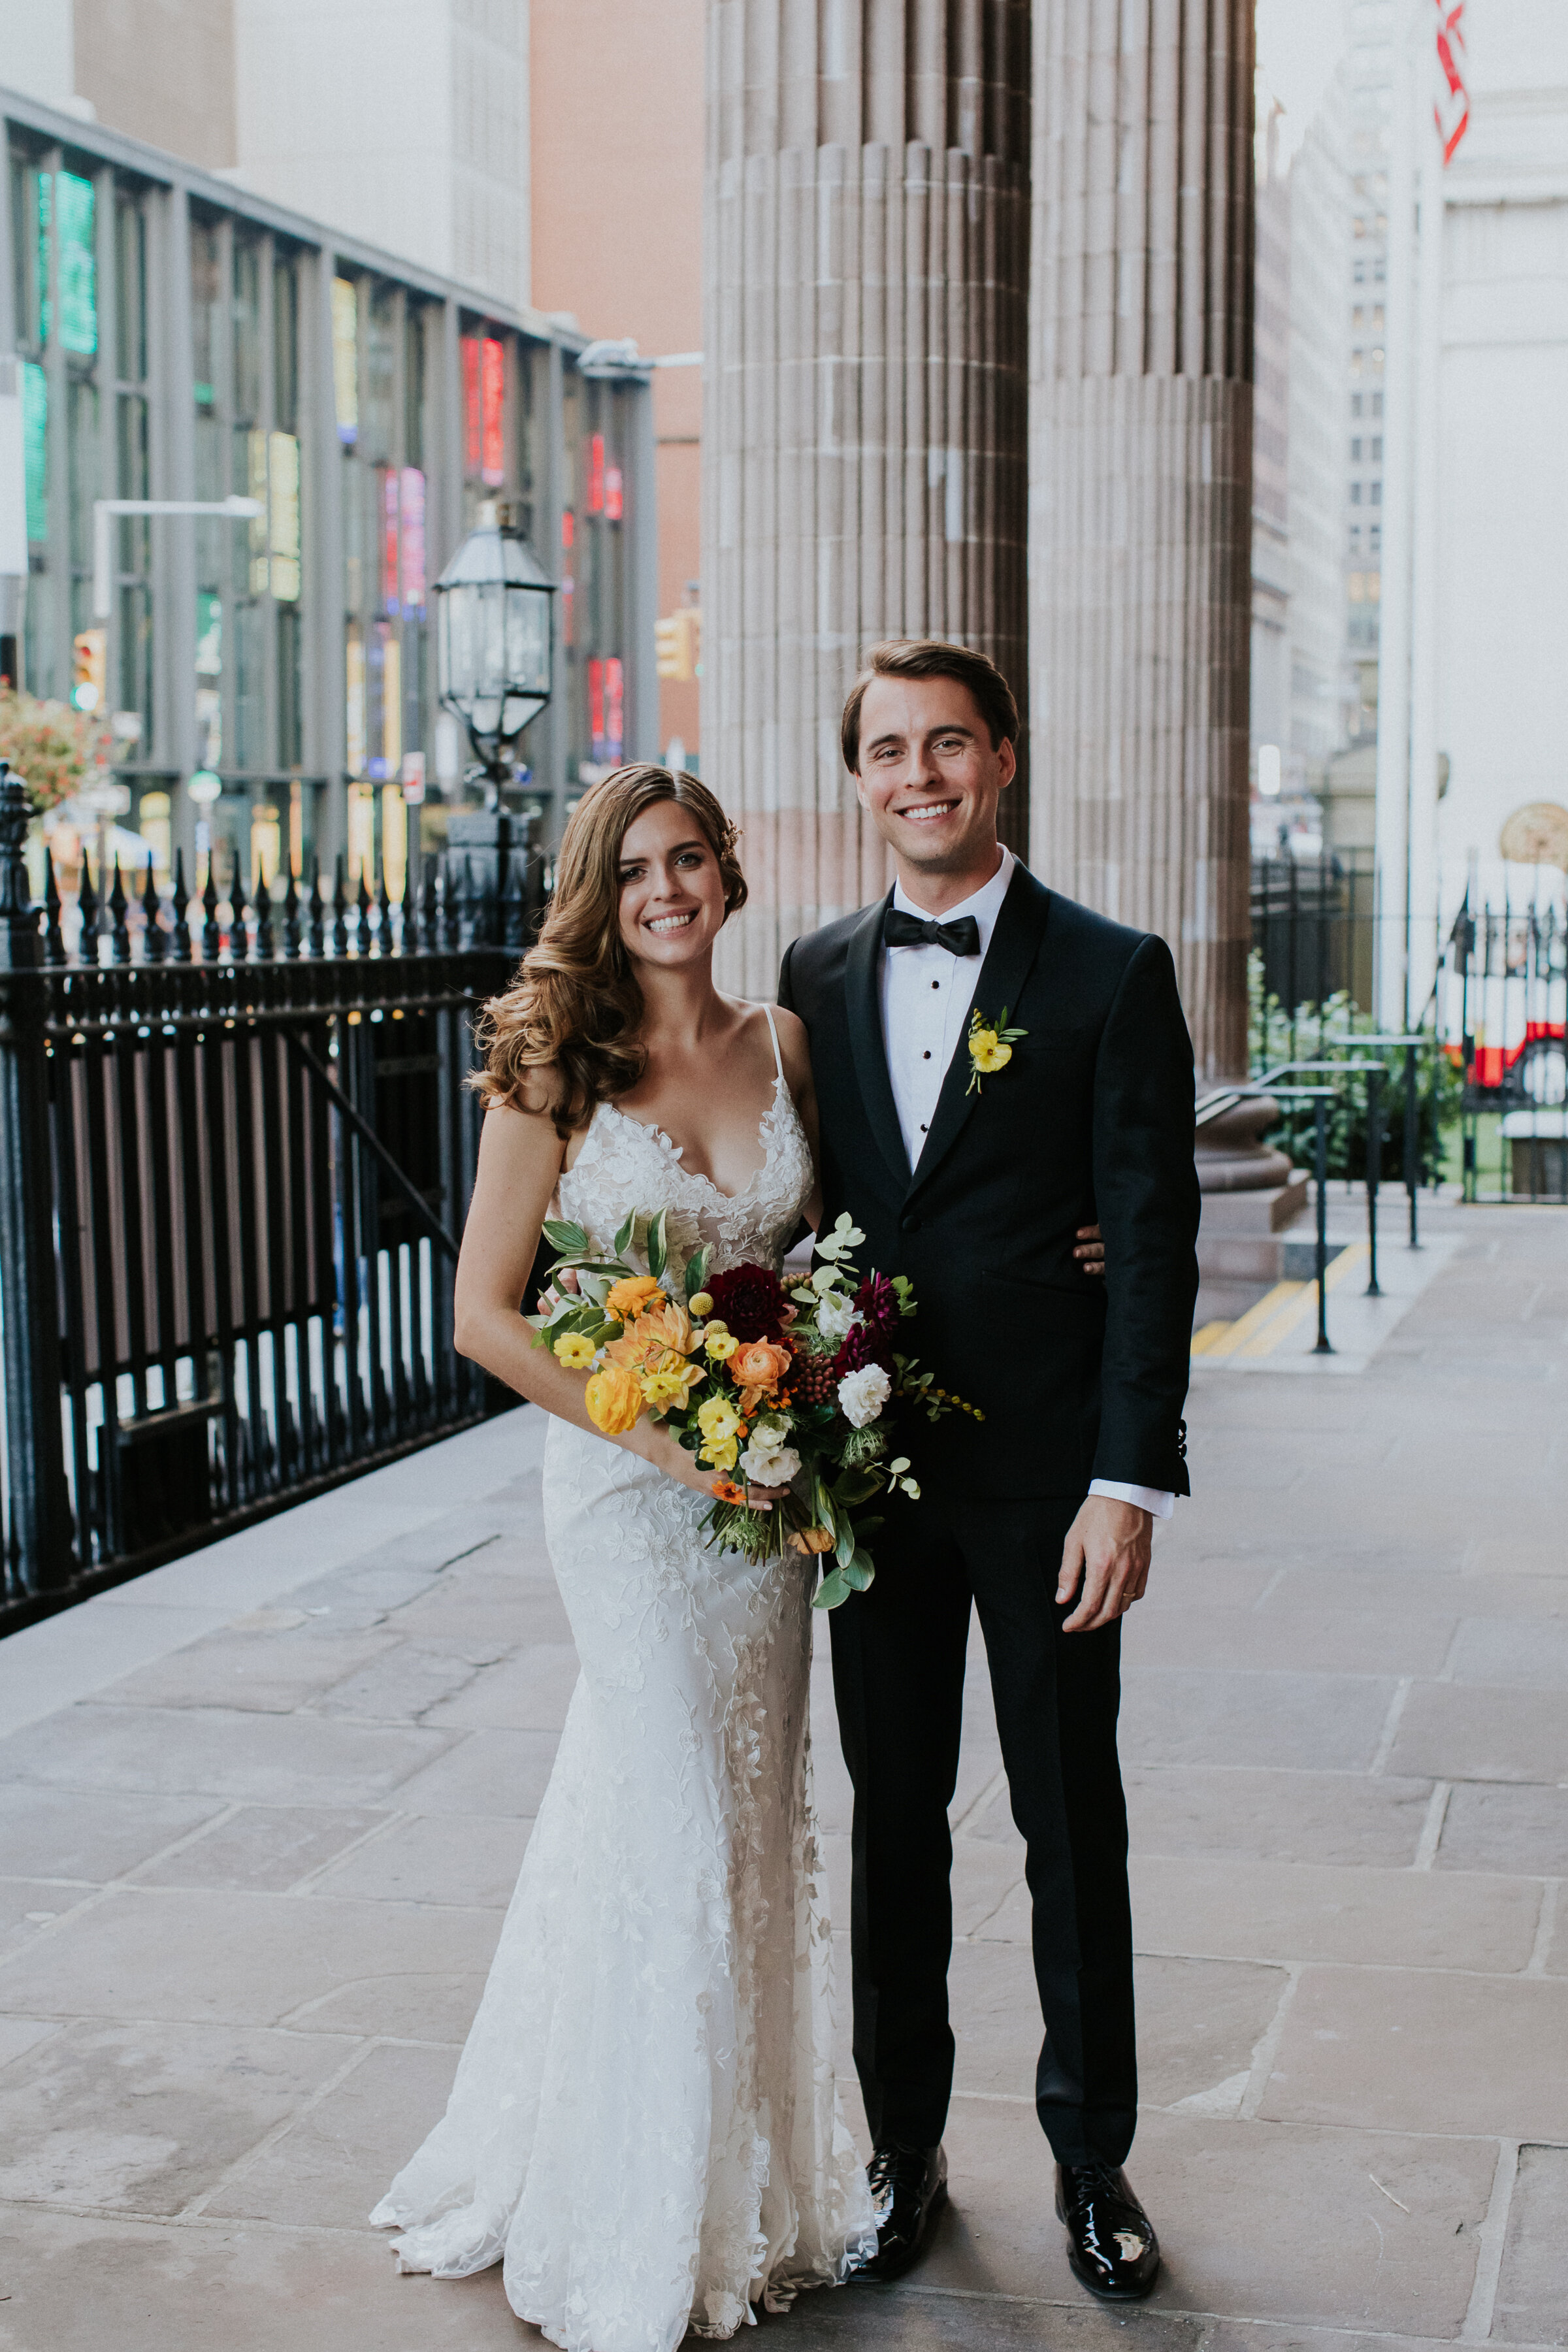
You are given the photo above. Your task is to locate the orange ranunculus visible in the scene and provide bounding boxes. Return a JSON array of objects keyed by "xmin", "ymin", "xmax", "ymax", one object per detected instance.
[
  {"xmin": 731, "ymin": 1337, "xmax": 792, "ymax": 1407},
  {"xmin": 605, "ymin": 1275, "xmax": 666, "ymax": 1320},
  {"xmin": 789, "ymin": 1526, "xmax": 835, "ymax": 1554},
  {"xmin": 584, "ymin": 1361, "xmax": 644, "ymax": 1435}
]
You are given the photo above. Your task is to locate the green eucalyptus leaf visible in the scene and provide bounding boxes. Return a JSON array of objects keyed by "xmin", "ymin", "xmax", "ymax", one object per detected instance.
[
  {"xmin": 844, "ymin": 1552, "xmax": 875, "ymax": 1592},
  {"xmin": 684, "ymin": 1243, "xmax": 713, "ymax": 1301},
  {"xmin": 812, "ymin": 1567, "xmax": 852, "ymax": 1611}
]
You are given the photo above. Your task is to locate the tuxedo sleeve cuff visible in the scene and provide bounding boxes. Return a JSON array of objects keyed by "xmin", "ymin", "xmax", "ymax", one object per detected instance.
[{"xmin": 1088, "ymin": 1479, "xmax": 1175, "ymax": 1520}]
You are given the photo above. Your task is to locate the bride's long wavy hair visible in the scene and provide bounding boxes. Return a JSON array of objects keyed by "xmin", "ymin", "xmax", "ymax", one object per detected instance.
[{"xmin": 471, "ymin": 764, "xmax": 747, "ymax": 1134}]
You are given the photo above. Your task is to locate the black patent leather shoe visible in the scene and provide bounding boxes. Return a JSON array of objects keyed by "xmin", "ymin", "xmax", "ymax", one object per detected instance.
[
  {"xmin": 1054, "ymin": 2161, "xmax": 1160, "ymax": 2301},
  {"xmin": 846, "ymin": 2142, "xmax": 949, "ymax": 2282}
]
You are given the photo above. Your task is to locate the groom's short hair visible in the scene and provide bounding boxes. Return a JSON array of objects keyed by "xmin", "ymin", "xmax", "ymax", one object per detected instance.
[{"xmin": 841, "ymin": 639, "xmax": 1021, "ymax": 774}]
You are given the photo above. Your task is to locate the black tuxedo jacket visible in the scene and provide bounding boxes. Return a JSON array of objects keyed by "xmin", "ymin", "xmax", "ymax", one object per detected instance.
[{"xmin": 777, "ymin": 865, "xmax": 1200, "ymax": 1502}]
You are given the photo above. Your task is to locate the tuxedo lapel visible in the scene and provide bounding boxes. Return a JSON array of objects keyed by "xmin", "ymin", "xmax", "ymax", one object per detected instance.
[
  {"xmin": 907, "ymin": 868, "xmax": 1053, "ymax": 1197},
  {"xmin": 843, "ymin": 890, "xmax": 910, "ymax": 1190}
]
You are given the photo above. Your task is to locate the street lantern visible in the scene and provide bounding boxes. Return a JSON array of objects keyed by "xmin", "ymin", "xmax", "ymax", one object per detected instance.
[{"xmin": 434, "ymin": 500, "xmax": 556, "ymax": 802}]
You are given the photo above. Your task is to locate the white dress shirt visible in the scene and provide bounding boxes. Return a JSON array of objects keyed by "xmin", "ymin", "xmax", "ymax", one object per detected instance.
[{"xmin": 878, "ymin": 847, "xmax": 1175, "ymax": 1522}]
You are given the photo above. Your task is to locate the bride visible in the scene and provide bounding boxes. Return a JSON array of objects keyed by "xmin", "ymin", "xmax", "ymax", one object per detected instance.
[{"xmin": 372, "ymin": 765, "xmax": 875, "ymax": 2349}]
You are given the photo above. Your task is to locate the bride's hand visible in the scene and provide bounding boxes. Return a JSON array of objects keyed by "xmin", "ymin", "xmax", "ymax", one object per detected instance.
[{"xmin": 743, "ymin": 1481, "xmax": 791, "ymax": 1514}]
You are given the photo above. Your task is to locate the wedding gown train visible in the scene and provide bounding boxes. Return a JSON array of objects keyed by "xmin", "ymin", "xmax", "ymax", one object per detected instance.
[{"xmin": 372, "ymin": 1013, "xmax": 874, "ymax": 2352}]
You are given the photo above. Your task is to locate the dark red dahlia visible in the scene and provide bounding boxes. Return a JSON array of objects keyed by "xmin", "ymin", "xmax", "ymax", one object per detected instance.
[
  {"xmin": 704, "ymin": 1261, "xmax": 790, "ymax": 1343},
  {"xmin": 833, "ymin": 1318, "xmax": 896, "ymax": 1379},
  {"xmin": 855, "ymin": 1271, "xmax": 902, "ymax": 1338}
]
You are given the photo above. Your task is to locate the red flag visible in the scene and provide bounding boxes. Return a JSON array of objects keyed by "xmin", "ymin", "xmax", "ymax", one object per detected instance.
[{"xmin": 1433, "ymin": 1, "xmax": 1469, "ymax": 165}]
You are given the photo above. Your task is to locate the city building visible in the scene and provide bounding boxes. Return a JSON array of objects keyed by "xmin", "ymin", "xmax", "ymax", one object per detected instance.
[
  {"xmin": 531, "ymin": 0, "xmax": 704, "ymax": 774},
  {"xmin": 1250, "ymin": 98, "xmax": 1293, "ymax": 843},
  {"xmin": 0, "ymin": 78, "xmax": 653, "ymax": 888},
  {"xmin": 1429, "ymin": 3, "xmax": 1568, "ymax": 902},
  {"xmin": 1341, "ymin": 0, "xmax": 1390, "ymax": 685},
  {"xmin": 1250, "ymin": 74, "xmax": 1354, "ymax": 862}
]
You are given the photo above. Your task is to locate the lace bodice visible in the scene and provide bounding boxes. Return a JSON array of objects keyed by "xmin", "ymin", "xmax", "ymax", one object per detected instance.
[{"xmin": 557, "ymin": 1066, "xmax": 813, "ymax": 1282}]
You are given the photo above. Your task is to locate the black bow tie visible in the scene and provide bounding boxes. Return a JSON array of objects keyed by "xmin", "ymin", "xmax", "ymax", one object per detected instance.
[{"xmin": 883, "ymin": 907, "xmax": 982, "ymax": 956}]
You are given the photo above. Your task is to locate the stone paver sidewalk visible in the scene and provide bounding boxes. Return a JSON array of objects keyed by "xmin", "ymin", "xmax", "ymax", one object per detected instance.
[{"xmin": 0, "ymin": 1201, "xmax": 1563, "ymax": 2350}]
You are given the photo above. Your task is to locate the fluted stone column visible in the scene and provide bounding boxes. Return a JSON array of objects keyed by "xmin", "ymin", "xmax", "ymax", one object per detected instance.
[
  {"xmin": 705, "ymin": 0, "xmax": 1032, "ymax": 994},
  {"xmin": 1029, "ymin": 1, "xmax": 1254, "ymax": 1083}
]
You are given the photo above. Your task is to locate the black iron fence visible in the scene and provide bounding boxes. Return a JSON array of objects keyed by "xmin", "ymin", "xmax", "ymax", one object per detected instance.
[
  {"xmin": 1251, "ymin": 849, "xmax": 1377, "ymax": 1049},
  {"xmin": 0, "ymin": 770, "xmax": 542, "ymax": 1633},
  {"xmin": 1438, "ymin": 885, "xmax": 1568, "ymax": 1203}
]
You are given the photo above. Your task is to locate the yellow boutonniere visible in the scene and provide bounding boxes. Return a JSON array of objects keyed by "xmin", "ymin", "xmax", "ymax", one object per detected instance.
[{"xmin": 966, "ymin": 1004, "xmax": 1028, "ymax": 1094}]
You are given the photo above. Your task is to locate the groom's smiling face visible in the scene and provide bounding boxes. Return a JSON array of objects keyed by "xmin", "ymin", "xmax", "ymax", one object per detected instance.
[{"xmin": 852, "ymin": 674, "xmax": 1016, "ymax": 893}]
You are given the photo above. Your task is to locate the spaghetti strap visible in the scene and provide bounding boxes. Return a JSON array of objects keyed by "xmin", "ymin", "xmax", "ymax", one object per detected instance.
[{"xmin": 761, "ymin": 1001, "xmax": 785, "ymax": 1082}]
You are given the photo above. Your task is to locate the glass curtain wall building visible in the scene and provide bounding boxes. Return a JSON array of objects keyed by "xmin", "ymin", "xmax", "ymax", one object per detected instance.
[{"xmin": 2, "ymin": 88, "xmax": 655, "ymax": 887}]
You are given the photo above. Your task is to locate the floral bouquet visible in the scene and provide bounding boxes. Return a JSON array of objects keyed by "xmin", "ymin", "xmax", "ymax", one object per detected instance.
[{"xmin": 529, "ymin": 1209, "xmax": 977, "ymax": 1609}]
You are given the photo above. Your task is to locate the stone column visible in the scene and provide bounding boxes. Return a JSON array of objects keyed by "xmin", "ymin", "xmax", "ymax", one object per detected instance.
[
  {"xmin": 705, "ymin": 0, "xmax": 1032, "ymax": 995},
  {"xmin": 1028, "ymin": 0, "xmax": 1255, "ymax": 1083}
]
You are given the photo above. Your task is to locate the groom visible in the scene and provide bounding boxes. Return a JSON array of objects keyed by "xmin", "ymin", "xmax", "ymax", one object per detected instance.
[{"xmin": 777, "ymin": 640, "xmax": 1200, "ymax": 2304}]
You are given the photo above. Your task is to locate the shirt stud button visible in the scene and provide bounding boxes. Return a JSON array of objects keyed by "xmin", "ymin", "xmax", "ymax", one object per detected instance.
[{"xmin": 923, "ymin": 1050, "xmax": 931, "ymax": 1060}]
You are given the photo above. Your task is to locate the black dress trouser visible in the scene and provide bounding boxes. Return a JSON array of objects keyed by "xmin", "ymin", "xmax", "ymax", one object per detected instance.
[{"xmin": 828, "ymin": 1484, "xmax": 1137, "ymax": 2168}]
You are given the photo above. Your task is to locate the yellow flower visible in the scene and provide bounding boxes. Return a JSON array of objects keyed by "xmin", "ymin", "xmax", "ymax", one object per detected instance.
[
  {"xmin": 552, "ymin": 1331, "xmax": 597, "ymax": 1369},
  {"xmin": 688, "ymin": 1291, "xmax": 714, "ymax": 1318},
  {"xmin": 640, "ymin": 1359, "xmax": 707, "ymax": 1409},
  {"xmin": 696, "ymin": 1394, "xmax": 742, "ymax": 1445},
  {"xmin": 700, "ymin": 1433, "xmax": 740, "ymax": 1471},
  {"xmin": 705, "ymin": 1330, "xmax": 739, "ymax": 1362},
  {"xmin": 969, "ymin": 1030, "xmax": 1011, "ymax": 1075},
  {"xmin": 584, "ymin": 1362, "xmax": 644, "ymax": 1435}
]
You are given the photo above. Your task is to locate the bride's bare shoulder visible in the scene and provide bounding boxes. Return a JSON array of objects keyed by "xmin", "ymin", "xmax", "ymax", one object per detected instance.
[{"xmin": 480, "ymin": 1067, "xmax": 574, "ymax": 1158}]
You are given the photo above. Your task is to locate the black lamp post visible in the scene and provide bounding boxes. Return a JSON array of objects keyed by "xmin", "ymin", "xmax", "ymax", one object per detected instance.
[{"xmin": 433, "ymin": 500, "xmax": 556, "ymax": 808}]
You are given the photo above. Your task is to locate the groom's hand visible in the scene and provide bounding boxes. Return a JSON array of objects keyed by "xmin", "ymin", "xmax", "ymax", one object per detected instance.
[
  {"xmin": 1073, "ymin": 1222, "xmax": 1106, "ymax": 1276},
  {"xmin": 1057, "ymin": 1497, "xmax": 1152, "ymax": 1632}
]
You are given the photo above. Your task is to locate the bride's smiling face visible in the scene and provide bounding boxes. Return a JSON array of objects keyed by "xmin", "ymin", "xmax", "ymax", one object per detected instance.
[{"xmin": 616, "ymin": 798, "xmax": 728, "ymax": 972}]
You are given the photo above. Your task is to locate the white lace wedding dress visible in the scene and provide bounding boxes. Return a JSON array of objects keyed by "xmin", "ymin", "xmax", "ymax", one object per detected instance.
[{"xmin": 372, "ymin": 1014, "xmax": 874, "ymax": 2352}]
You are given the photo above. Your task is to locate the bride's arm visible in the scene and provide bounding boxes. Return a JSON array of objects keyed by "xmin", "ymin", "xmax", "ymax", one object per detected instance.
[
  {"xmin": 770, "ymin": 1004, "xmax": 823, "ymax": 1235},
  {"xmin": 453, "ymin": 1093, "xmax": 724, "ymax": 1500}
]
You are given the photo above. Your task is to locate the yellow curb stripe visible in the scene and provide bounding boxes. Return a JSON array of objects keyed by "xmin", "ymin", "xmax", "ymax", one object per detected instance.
[
  {"xmin": 1202, "ymin": 1281, "xmax": 1305, "ymax": 1359},
  {"xmin": 1239, "ymin": 1241, "xmax": 1370, "ymax": 1358},
  {"xmin": 1190, "ymin": 1320, "xmax": 1233, "ymax": 1356}
]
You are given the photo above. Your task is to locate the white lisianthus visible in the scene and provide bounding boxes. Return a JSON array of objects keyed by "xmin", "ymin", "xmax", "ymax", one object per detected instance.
[
  {"xmin": 837, "ymin": 1364, "xmax": 891, "ymax": 1428},
  {"xmin": 739, "ymin": 1439, "xmax": 802, "ymax": 1485},
  {"xmin": 815, "ymin": 1290, "xmax": 862, "ymax": 1344}
]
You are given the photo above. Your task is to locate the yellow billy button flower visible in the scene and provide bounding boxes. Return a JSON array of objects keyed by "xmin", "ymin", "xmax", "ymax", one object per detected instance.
[
  {"xmin": 688, "ymin": 1292, "xmax": 714, "ymax": 1318},
  {"xmin": 553, "ymin": 1331, "xmax": 598, "ymax": 1370}
]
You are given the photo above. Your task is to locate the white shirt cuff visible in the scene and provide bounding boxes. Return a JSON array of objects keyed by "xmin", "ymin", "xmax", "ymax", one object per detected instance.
[{"xmin": 1088, "ymin": 1479, "xmax": 1175, "ymax": 1520}]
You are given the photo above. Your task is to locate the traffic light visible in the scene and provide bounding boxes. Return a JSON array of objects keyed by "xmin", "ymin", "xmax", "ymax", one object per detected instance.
[
  {"xmin": 656, "ymin": 614, "xmax": 684, "ymax": 681},
  {"xmin": 72, "ymin": 629, "xmax": 106, "ymax": 713},
  {"xmin": 655, "ymin": 608, "xmax": 700, "ymax": 684}
]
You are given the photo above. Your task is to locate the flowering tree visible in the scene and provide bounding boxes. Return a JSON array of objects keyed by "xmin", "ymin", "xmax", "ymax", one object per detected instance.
[{"xmin": 0, "ymin": 690, "xmax": 114, "ymax": 813}]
